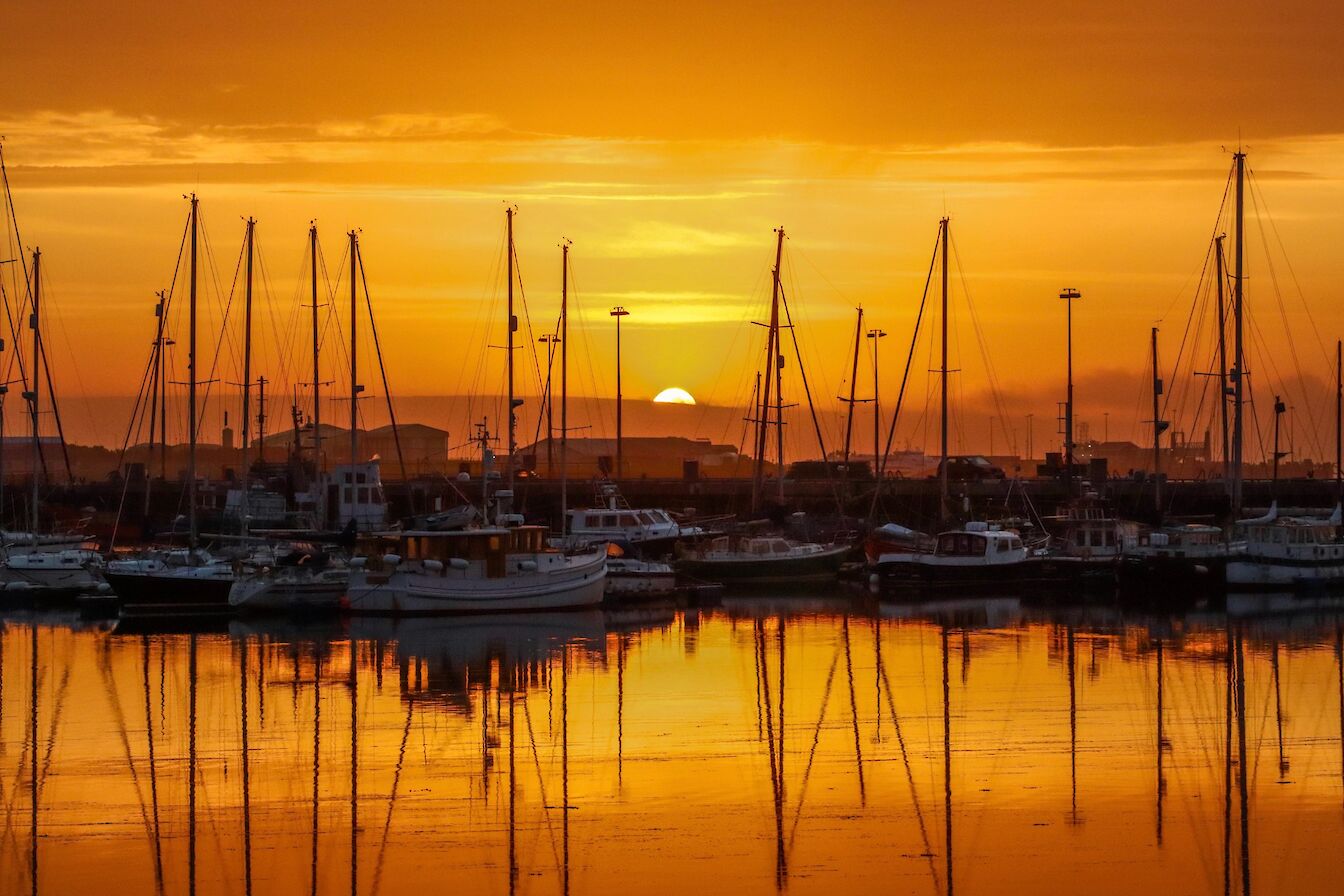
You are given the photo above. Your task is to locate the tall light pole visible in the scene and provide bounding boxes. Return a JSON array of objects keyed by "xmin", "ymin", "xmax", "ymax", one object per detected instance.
[
  {"xmin": 1060, "ymin": 288, "xmax": 1082, "ymax": 485},
  {"xmin": 610, "ymin": 306, "xmax": 629, "ymax": 479},
  {"xmin": 538, "ymin": 333, "xmax": 560, "ymax": 474},
  {"xmin": 867, "ymin": 328, "xmax": 886, "ymax": 466}
]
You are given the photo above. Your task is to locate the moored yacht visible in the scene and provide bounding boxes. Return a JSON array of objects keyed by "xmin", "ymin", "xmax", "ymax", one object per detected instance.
[
  {"xmin": 228, "ymin": 545, "xmax": 348, "ymax": 613},
  {"xmin": 674, "ymin": 534, "xmax": 849, "ymax": 584},
  {"xmin": 565, "ymin": 483, "xmax": 708, "ymax": 558},
  {"xmin": 1226, "ymin": 503, "xmax": 1344, "ymax": 590},
  {"xmin": 345, "ymin": 526, "xmax": 606, "ymax": 614},
  {"xmin": 1119, "ymin": 523, "xmax": 1241, "ymax": 594},
  {"xmin": 874, "ymin": 522, "xmax": 1037, "ymax": 592},
  {"xmin": 104, "ymin": 548, "xmax": 239, "ymax": 615},
  {"xmin": 0, "ymin": 549, "xmax": 107, "ymax": 599}
]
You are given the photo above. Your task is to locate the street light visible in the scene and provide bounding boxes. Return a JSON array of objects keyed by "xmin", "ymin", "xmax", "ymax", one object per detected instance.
[{"xmin": 610, "ymin": 307, "xmax": 630, "ymax": 479}]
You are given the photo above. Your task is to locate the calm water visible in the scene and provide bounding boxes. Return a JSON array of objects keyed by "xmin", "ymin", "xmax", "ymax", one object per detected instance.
[{"xmin": 3, "ymin": 594, "xmax": 1344, "ymax": 895}]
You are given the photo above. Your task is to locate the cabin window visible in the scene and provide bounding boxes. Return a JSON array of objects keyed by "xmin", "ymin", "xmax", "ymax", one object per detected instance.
[
  {"xmin": 620, "ymin": 513, "xmax": 638, "ymax": 526},
  {"xmin": 773, "ymin": 541, "xmax": 790, "ymax": 554},
  {"xmin": 638, "ymin": 511, "xmax": 656, "ymax": 525},
  {"xmin": 997, "ymin": 539, "xmax": 1010, "ymax": 553},
  {"xmin": 344, "ymin": 487, "xmax": 353, "ymax": 504},
  {"xmin": 358, "ymin": 487, "xmax": 370, "ymax": 504},
  {"xmin": 1074, "ymin": 531, "xmax": 1086, "ymax": 547},
  {"xmin": 356, "ymin": 472, "xmax": 367, "ymax": 484},
  {"xmin": 1011, "ymin": 537, "xmax": 1023, "ymax": 550},
  {"xmin": 1105, "ymin": 531, "xmax": 1115, "ymax": 547},
  {"xmin": 602, "ymin": 514, "xmax": 618, "ymax": 528}
]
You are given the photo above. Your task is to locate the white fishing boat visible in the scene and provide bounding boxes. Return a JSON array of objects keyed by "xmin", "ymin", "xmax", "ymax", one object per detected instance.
[
  {"xmin": 345, "ymin": 526, "xmax": 606, "ymax": 615},
  {"xmin": 1226, "ymin": 503, "xmax": 1344, "ymax": 590}
]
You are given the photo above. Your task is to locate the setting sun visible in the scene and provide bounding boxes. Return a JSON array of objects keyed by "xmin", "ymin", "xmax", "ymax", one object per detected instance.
[{"xmin": 653, "ymin": 387, "xmax": 696, "ymax": 405}]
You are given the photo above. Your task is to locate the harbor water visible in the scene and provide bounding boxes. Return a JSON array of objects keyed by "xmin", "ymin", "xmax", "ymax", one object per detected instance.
[{"xmin": 2, "ymin": 593, "xmax": 1343, "ymax": 894}]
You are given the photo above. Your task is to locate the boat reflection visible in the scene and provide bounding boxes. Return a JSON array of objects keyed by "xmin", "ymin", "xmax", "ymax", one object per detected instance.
[{"xmin": 2, "ymin": 595, "xmax": 1344, "ymax": 894}]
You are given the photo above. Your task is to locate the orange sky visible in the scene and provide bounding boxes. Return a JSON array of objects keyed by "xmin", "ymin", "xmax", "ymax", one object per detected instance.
[{"xmin": 3, "ymin": 1, "xmax": 1344, "ymax": 458}]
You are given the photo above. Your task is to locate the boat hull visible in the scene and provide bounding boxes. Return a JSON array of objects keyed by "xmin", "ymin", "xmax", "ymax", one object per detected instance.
[
  {"xmin": 1226, "ymin": 556, "xmax": 1344, "ymax": 590},
  {"xmin": 344, "ymin": 553, "xmax": 607, "ymax": 615},
  {"xmin": 103, "ymin": 570, "xmax": 235, "ymax": 616},
  {"xmin": 229, "ymin": 575, "xmax": 348, "ymax": 613},
  {"xmin": 675, "ymin": 546, "xmax": 848, "ymax": 585}
]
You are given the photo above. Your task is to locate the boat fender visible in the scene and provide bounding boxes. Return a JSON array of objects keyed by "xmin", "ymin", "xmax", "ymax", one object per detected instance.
[
  {"xmin": 518, "ymin": 560, "xmax": 539, "ymax": 572},
  {"xmin": 423, "ymin": 559, "xmax": 444, "ymax": 573},
  {"xmin": 449, "ymin": 558, "xmax": 469, "ymax": 570},
  {"xmin": 1194, "ymin": 564, "xmax": 1209, "ymax": 576},
  {"xmin": 96, "ymin": 582, "xmax": 113, "ymax": 594},
  {"xmin": 382, "ymin": 554, "xmax": 402, "ymax": 567},
  {"xmin": 349, "ymin": 556, "xmax": 367, "ymax": 568},
  {"xmin": 868, "ymin": 572, "xmax": 880, "ymax": 589}
]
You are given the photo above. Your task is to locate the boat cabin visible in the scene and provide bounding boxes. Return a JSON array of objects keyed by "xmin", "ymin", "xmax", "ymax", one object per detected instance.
[
  {"xmin": 357, "ymin": 526, "xmax": 552, "ymax": 578},
  {"xmin": 1241, "ymin": 517, "xmax": 1344, "ymax": 560},
  {"xmin": 568, "ymin": 507, "xmax": 682, "ymax": 542},
  {"xmin": 934, "ymin": 529, "xmax": 1024, "ymax": 558}
]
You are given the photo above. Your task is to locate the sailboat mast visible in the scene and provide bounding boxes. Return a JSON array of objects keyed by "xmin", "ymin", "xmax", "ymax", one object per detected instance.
[
  {"xmin": 29, "ymin": 248, "xmax": 40, "ymax": 532},
  {"xmin": 1152, "ymin": 326, "xmax": 1163, "ymax": 513},
  {"xmin": 1231, "ymin": 152, "xmax": 1246, "ymax": 516},
  {"xmin": 310, "ymin": 224, "xmax": 323, "ymax": 522},
  {"xmin": 560, "ymin": 240, "xmax": 570, "ymax": 536},
  {"xmin": 1215, "ymin": 236, "xmax": 1229, "ymax": 478},
  {"xmin": 349, "ymin": 231, "xmax": 359, "ymax": 471},
  {"xmin": 506, "ymin": 207, "xmax": 516, "ymax": 491},
  {"xmin": 753, "ymin": 228, "xmax": 784, "ymax": 512},
  {"xmin": 241, "ymin": 218, "xmax": 254, "ymax": 535},
  {"xmin": 158, "ymin": 292, "xmax": 168, "ymax": 478},
  {"xmin": 939, "ymin": 217, "xmax": 950, "ymax": 522},
  {"xmin": 188, "ymin": 194, "xmax": 199, "ymax": 548},
  {"xmin": 1336, "ymin": 339, "xmax": 1341, "ymax": 505},
  {"xmin": 842, "ymin": 306, "xmax": 862, "ymax": 482}
]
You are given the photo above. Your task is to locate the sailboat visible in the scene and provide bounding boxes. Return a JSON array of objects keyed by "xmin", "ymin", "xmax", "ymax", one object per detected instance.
[
  {"xmin": 872, "ymin": 218, "xmax": 1041, "ymax": 591},
  {"xmin": 0, "ymin": 149, "xmax": 104, "ymax": 598},
  {"xmin": 106, "ymin": 197, "xmax": 247, "ymax": 614},
  {"xmin": 343, "ymin": 210, "xmax": 606, "ymax": 615},
  {"xmin": 676, "ymin": 228, "xmax": 848, "ymax": 584}
]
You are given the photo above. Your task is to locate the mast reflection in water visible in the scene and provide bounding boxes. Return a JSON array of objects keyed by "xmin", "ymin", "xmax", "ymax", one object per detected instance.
[{"xmin": 2, "ymin": 598, "xmax": 1344, "ymax": 894}]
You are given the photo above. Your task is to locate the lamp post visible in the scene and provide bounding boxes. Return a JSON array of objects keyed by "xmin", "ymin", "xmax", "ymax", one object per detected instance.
[
  {"xmin": 1060, "ymin": 288, "xmax": 1082, "ymax": 485},
  {"xmin": 538, "ymin": 333, "xmax": 560, "ymax": 474},
  {"xmin": 866, "ymin": 328, "xmax": 886, "ymax": 467},
  {"xmin": 610, "ymin": 306, "xmax": 629, "ymax": 479}
]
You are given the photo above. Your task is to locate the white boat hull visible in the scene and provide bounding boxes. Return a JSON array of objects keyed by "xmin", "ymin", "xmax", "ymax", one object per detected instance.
[
  {"xmin": 229, "ymin": 572, "xmax": 348, "ymax": 612},
  {"xmin": 1226, "ymin": 557, "xmax": 1344, "ymax": 589},
  {"xmin": 345, "ymin": 551, "xmax": 606, "ymax": 615}
]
